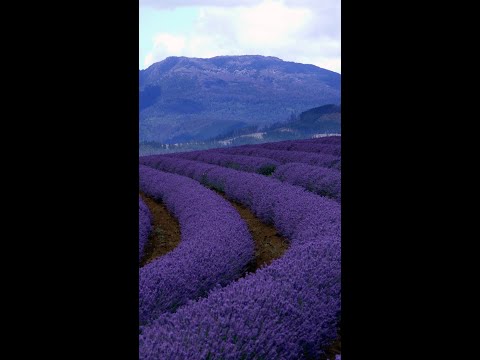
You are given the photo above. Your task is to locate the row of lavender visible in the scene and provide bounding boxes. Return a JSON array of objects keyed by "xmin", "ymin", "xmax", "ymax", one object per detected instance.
[
  {"xmin": 273, "ymin": 135, "xmax": 340, "ymax": 145},
  {"xmin": 139, "ymin": 196, "xmax": 152, "ymax": 261},
  {"xmin": 169, "ymin": 150, "xmax": 279, "ymax": 175},
  {"xmin": 167, "ymin": 150, "xmax": 341, "ymax": 201},
  {"xmin": 139, "ymin": 156, "xmax": 340, "ymax": 359},
  {"xmin": 164, "ymin": 146, "xmax": 341, "ymax": 200},
  {"xmin": 218, "ymin": 145, "xmax": 341, "ymax": 170},
  {"xmin": 273, "ymin": 162, "xmax": 341, "ymax": 201},
  {"xmin": 301, "ymin": 135, "xmax": 341, "ymax": 145},
  {"xmin": 258, "ymin": 137, "xmax": 341, "ymax": 156},
  {"xmin": 139, "ymin": 166, "xmax": 254, "ymax": 325}
]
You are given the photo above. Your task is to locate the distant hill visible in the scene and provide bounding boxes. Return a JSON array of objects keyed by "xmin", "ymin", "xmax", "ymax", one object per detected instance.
[
  {"xmin": 213, "ymin": 103, "xmax": 341, "ymax": 145},
  {"xmin": 266, "ymin": 104, "xmax": 340, "ymax": 134},
  {"xmin": 139, "ymin": 55, "xmax": 341, "ymax": 143},
  {"xmin": 139, "ymin": 104, "xmax": 340, "ymax": 155}
]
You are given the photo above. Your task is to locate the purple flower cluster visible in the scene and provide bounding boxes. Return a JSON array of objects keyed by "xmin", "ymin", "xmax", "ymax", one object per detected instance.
[
  {"xmin": 139, "ymin": 165, "xmax": 254, "ymax": 325},
  {"xmin": 280, "ymin": 136, "xmax": 340, "ymax": 145},
  {"xmin": 273, "ymin": 163, "xmax": 341, "ymax": 201},
  {"xmin": 259, "ymin": 138, "xmax": 341, "ymax": 156},
  {"xmin": 313, "ymin": 135, "xmax": 341, "ymax": 145},
  {"xmin": 217, "ymin": 146, "xmax": 341, "ymax": 170},
  {"xmin": 169, "ymin": 150, "xmax": 280, "ymax": 175},
  {"xmin": 139, "ymin": 196, "xmax": 152, "ymax": 261},
  {"xmin": 139, "ymin": 157, "xmax": 340, "ymax": 359},
  {"xmin": 141, "ymin": 155, "xmax": 216, "ymax": 185}
]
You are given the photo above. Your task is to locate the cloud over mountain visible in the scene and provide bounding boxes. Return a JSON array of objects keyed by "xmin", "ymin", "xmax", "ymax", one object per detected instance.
[{"xmin": 140, "ymin": 0, "xmax": 341, "ymax": 73}]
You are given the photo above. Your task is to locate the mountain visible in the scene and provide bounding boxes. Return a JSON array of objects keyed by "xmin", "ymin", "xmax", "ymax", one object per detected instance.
[
  {"xmin": 266, "ymin": 104, "xmax": 341, "ymax": 135},
  {"xmin": 212, "ymin": 103, "xmax": 341, "ymax": 145},
  {"xmin": 139, "ymin": 55, "xmax": 341, "ymax": 143}
]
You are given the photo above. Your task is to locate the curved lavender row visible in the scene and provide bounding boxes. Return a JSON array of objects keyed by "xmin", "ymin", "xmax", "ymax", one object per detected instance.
[
  {"xmin": 139, "ymin": 156, "xmax": 340, "ymax": 359},
  {"xmin": 263, "ymin": 136, "xmax": 340, "ymax": 145},
  {"xmin": 312, "ymin": 135, "xmax": 341, "ymax": 145},
  {"xmin": 273, "ymin": 163, "xmax": 341, "ymax": 201},
  {"xmin": 170, "ymin": 150, "xmax": 280, "ymax": 175},
  {"xmin": 217, "ymin": 146, "xmax": 341, "ymax": 170},
  {"xmin": 166, "ymin": 151, "xmax": 341, "ymax": 200},
  {"xmin": 139, "ymin": 166, "xmax": 254, "ymax": 325},
  {"xmin": 139, "ymin": 196, "xmax": 152, "ymax": 261},
  {"xmin": 141, "ymin": 236, "xmax": 340, "ymax": 359},
  {"xmin": 260, "ymin": 139, "xmax": 341, "ymax": 156},
  {"xmin": 140, "ymin": 156, "xmax": 339, "ymax": 243},
  {"xmin": 284, "ymin": 136, "xmax": 340, "ymax": 145}
]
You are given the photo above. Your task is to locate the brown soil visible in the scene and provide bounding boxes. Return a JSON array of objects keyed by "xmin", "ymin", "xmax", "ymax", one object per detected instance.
[
  {"xmin": 139, "ymin": 189, "xmax": 288, "ymax": 271},
  {"xmin": 139, "ymin": 190, "xmax": 339, "ymax": 357},
  {"xmin": 216, "ymin": 191, "xmax": 341, "ymax": 360},
  {"xmin": 216, "ymin": 191, "xmax": 289, "ymax": 272},
  {"xmin": 220, "ymin": 191, "xmax": 340, "ymax": 357},
  {"xmin": 139, "ymin": 192, "xmax": 181, "ymax": 267}
]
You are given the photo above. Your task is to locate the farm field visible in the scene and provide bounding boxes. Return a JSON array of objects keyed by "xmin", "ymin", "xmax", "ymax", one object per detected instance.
[{"xmin": 139, "ymin": 136, "xmax": 341, "ymax": 359}]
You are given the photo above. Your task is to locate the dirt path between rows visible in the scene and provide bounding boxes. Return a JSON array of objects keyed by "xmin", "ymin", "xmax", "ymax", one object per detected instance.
[
  {"xmin": 218, "ymin": 191, "xmax": 340, "ymax": 359},
  {"xmin": 139, "ymin": 188, "xmax": 339, "ymax": 358},
  {"xmin": 139, "ymin": 189, "xmax": 289, "ymax": 272},
  {"xmin": 214, "ymin": 191, "xmax": 289, "ymax": 272},
  {"xmin": 139, "ymin": 192, "xmax": 181, "ymax": 267}
]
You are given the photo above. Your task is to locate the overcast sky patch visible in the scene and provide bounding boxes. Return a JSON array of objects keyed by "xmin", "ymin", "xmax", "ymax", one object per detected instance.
[{"xmin": 139, "ymin": 0, "xmax": 341, "ymax": 73}]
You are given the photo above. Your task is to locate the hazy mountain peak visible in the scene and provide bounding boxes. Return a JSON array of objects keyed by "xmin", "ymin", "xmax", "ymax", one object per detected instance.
[{"xmin": 144, "ymin": 55, "xmax": 338, "ymax": 75}]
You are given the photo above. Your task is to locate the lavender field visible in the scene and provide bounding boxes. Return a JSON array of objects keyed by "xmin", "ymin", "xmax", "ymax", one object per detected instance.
[{"xmin": 139, "ymin": 136, "xmax": 341, "ymax": 359}]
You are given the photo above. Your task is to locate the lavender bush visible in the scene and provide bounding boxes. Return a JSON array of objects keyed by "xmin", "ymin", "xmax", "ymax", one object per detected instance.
[
  {"xmin": 217, "ymin": 146, "xmax": 341, "ymax": 170},
  {"xmin": 169, "ymin": 150, "xmax": 280, "ymax": 175},
  {"xmin": 139, "ymin": 157, "xmax": 341, "ymax": 359},
  {"xmin": 139, "ymin": 196, "xmax": 152, "ymax": 261},
  {"xmin": 273, "ymin": 163, "xmax": 341, "ymax": 201},
  {"xmin": 259, "ymin": 138, "xmax": 341, "ymax": 156},
  {"xmin": 139, "ymin": 166, "xmax": 254, "ymax": 325},
  {"xmin": 311, "ymin": 135, "xmax": 341, "ymax": 145}
]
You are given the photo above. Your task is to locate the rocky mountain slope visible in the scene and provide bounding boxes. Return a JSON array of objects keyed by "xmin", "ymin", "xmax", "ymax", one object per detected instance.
[{"xmin": 139, "ymin": 55, "xmax": 341, "ymax": 143}]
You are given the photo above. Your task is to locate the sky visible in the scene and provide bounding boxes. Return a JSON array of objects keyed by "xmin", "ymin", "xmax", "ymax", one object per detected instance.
[{"xmin": 139, "ymin": 0, "xmax": 341, "ymax": 73}]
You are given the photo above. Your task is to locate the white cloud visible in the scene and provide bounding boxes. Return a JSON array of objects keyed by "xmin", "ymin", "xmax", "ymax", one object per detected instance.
[
  {"xmin": 234, "ymin": 1, "xmax": 312, "ymax": 46},
  {"xmin": 144, "ymin": 53, "xmax": 154, "ymax": 68},
  {"xmin": 140, "ymin": 0, "xmax": 259, "ymax": 9},
  {"xmin": 153, "ymin": 34, "xmax": 186, "ymax": 53},
  {"xmin": 141, "ymin": 0, "xmax": 341, "ymax": 72}
]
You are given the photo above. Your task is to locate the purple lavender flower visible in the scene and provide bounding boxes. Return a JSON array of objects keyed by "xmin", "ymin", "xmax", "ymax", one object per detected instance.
[
  {"xmin": 139, "ymin": 196, "xmax": 152, "ymax": 261},
  {"xmin": 139, "ymin": 166, "xmax": 254, "ymax": 325},
  {"xmin": 169, "ymin": 150, "xmax": 280, "ymax": 175},
  {"xmin": 259, "ymin": 138, "xmax": 341, "ymax": 156},
  {"xmin": 273, "ymin": 162, "xmax": 341, "ymax": 201},
  {"xmin": 139, "ymin": 156, "xmax": 341, "ymax": 359},
  {"xmin": 216, "ymin": 146, "xmax": 341, "ymax": 170}
]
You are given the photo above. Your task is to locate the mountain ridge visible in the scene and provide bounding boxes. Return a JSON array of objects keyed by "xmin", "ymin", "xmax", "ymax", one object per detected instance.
[{"xmin": 139, "ymin": 55, "xmax": 341, "ymax": 143}]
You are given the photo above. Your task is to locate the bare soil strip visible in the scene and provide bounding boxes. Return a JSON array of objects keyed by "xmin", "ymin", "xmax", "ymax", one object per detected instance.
[
  {"xmin": 139, "ymin": 189, "xmax": 339, "ymax": 356},
  {"xmin": 215, "ymin": 191, "xmax": 289, "ymax": 273},
  {"xmin": 139, "ymin": 192, "xmax": 181, "ymax": 267},
  {"xmin": 139, "ymin": 189, "xmax": 288, "ymax": 272},
  {"xmin": 220, "ymin": 192, "xmax": 341, "ymax": 357}
]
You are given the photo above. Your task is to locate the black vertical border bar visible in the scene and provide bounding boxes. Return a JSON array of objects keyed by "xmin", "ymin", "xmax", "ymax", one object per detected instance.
[
  {"xmin": 7, "ymin": 0, "xmax": 141, "ymax": 357},
  {"xmin": 109, "ymin": 0, "xmax": 140, "ymax": 355},
  {"xmin": 88, "ymin": 0, "xmax": 140, "ymax": 357},
  {"xmin": 342, "ymin": 0, "xmax": 373, "ymax": 358},
  {"xmin": 342, "ymin": 0, "xmax": 406, "ymax": 357}
]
